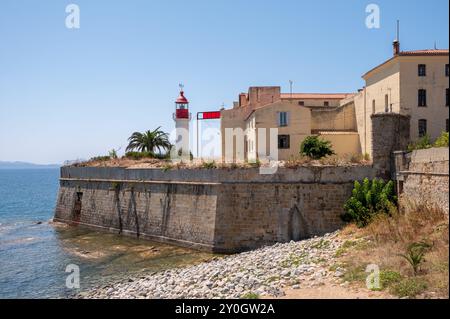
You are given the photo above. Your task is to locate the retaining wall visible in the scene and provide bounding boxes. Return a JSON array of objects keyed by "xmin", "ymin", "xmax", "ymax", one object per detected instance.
[
  {"xmin": 54, "ymin": 166, "xmax": 377, "ymax": 253},
  {"xmin": 395, "ymin": 147, "xmax": 449, "ymax": 214}
]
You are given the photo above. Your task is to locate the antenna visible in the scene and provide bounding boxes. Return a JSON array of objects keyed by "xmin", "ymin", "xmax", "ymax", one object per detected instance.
[
  {"xmin": 434, "ymin": 41, "xmax": 438, "ymax": 50},
  {"xmin": 289, "ymin": 80, "xmax": 293, "ymax": 98},
  {"xmin": 179, "ymin": 83, "xmax": 184, "ymax": 92},
  {"xmin": 396, "ymin": 20, "xmax": 400, "ymax": 42}
]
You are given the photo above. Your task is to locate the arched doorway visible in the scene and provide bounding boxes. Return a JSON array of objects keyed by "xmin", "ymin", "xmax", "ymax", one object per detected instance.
[{"xmin": 288, "ymin": 205, "xmax": 307, "ymax": 241}]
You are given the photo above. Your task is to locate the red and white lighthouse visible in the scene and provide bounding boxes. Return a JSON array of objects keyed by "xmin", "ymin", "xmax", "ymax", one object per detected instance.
[{"xmin": 173, "ymin": 84, "xmax": 191, "ymax": 156}]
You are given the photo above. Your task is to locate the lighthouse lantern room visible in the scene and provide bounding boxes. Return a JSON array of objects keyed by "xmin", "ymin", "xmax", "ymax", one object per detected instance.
[{"xmin": 173, "ymin": 84, "xmax": 191, "ymax": 156}]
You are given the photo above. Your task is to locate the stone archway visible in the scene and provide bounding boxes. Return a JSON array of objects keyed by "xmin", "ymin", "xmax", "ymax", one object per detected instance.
[{"xmin": 288, "ymin": 205, "xmax": 308, "ymax": 241}]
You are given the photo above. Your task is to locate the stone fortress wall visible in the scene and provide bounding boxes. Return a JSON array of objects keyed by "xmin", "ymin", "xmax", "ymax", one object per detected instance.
[
  {"xmin": 54, "ymin": 166, "xmax": 376, "ymax": 253},
  {"xmin": 395, "ymin": 147, "xmax": 449, "ymax": 214},
  {"xmin": 54, "ymin": 113, "xmax": 447, "ymax": 252}
]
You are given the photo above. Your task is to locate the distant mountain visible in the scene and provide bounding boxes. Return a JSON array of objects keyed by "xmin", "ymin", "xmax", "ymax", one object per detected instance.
[{"xmin": 0, "ymin": 161, "xmax": 61, "ymax": 169}]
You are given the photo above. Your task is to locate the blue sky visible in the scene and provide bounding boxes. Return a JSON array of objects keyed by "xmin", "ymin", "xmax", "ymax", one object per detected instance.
[{"xmin": 0, "ymin": 0, "xmax": 448, "ymax": 164}]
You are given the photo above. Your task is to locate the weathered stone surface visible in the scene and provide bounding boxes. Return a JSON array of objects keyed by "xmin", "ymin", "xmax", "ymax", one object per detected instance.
[
  {"xmin": 395, "ymin": 147, "xmax": 449, "ymax": 214},
  {"xmin": 371, "ymin": 113, "xmax": 410, "ymax": 179},
  {"xmin": 54, "ymin": 166, "xmax": 377, "ymax": 253}
]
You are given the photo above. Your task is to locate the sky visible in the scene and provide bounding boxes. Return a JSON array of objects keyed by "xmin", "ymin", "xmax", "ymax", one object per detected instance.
[{"xmin": 0, "ymin": 0, "xmax": 448, "ymax": 164}]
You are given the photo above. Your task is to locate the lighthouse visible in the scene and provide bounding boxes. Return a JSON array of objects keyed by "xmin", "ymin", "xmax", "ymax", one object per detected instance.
[{"xmin": 173, "ymin": 84, "xmax": 191, "ymax": 158}]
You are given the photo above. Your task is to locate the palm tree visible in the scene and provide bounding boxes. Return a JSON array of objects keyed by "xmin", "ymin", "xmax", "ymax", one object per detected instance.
[{"xmin": 126, "ymin": 127, "xmax": 172, "ymax": 154}]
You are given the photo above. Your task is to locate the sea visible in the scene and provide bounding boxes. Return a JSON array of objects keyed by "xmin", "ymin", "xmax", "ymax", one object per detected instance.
[{"xmin": 0, "ymin": 169, "xmax": 212, "ymax": 299}]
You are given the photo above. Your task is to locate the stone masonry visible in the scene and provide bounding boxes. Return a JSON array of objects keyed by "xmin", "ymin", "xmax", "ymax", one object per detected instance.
[
  {"xmin": 371, "ymin": 113, "xmax": 411, "ymax": 179},
  {"xmin": 54, "ymin": 166, "xmax": 377, "ymax": 253},
  {"xmin": 395, "ymin": 147, "xmax": 449, "ymax": 214}
]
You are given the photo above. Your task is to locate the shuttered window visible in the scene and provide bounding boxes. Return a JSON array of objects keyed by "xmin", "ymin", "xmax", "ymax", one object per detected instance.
[
  {"xmin": 277, "ymin": 112, "xmax": 289, "ymax": 127},
  {"xmin": 418, "ymin": 119, "xmax": 427, "ymax": 137},
  {"xmin": 418, "ymin": 89, "xmax": 427, "ymax": 107}
]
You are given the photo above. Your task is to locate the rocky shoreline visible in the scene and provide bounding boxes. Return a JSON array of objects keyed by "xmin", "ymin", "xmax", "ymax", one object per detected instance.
[{"xmin": 77, "ymin": 231, "xmax": 359, "ymax": 299}]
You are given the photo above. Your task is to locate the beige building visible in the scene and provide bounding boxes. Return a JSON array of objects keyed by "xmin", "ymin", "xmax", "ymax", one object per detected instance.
[
  {"xmin": 220, "ymin": 87, "xmax": 359, "ymax": 162},
  {"xmin": 220, "ymin": 43, "xmax": 449, "ymax": 162},
  {"xmin": 354, "ymin": 42, "xmax": 449, "ymax": 156}
]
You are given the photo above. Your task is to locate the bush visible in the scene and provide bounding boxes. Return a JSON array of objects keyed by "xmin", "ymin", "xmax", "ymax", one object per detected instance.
[
  {"xmin": 108, "ymin": 149, "xmax": 118, "ymax": 159},
  {"xmin": 407, "ymin": 135, "xmax": 432, "ymax": 152},
  {"xmin": 125, "ymin": 151, "xmax": 155, "ymax": 160},
  {"xmin": 202, "ymin": 161, "xmax": 217, "ymax": 169},
  {"xmin": 434, "ymin": 131, "xmax": 449, "ymax": 148},
  {"xmin": 379, "ymin": 270, "xmax": 403, "ymax": 289},
  {"xmin": 300, "ymin": 136, "xmax": 335, "ymax": 159},
  {"xmin": 399, "ymin": 241, "xmax": 432, "ymax": 276},
  {"xmin": 90, "ymin": 155, "xmax": 111, "ymax": 162},
  {"xmin": 154, "ymin": 152, "xmax": 171, "ymax": 160},
  {"xmin": 341, "ymin": 178, "xmax": 397, "ymax": 227},
  {"xmin": 241, "ymin": 292, "xmax": 260, "ymax": 299},
  {"xmin": 390, "ymin": 278, "xmax": 427, "ymax": 298}
]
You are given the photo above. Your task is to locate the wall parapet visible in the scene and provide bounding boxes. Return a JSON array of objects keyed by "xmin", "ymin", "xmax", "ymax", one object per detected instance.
[
  {"xmin": 395, "ymin": 147, "xmax": 449, "ymax": 214},
  {"xmin": 61, "ymin": 165, "xmax": 377, "ymax": 184}
]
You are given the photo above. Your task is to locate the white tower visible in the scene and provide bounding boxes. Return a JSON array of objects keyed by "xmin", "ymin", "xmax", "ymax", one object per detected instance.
[{"xmin": 173, "ymin": 84, "xmax": 191, "ymax": 157}]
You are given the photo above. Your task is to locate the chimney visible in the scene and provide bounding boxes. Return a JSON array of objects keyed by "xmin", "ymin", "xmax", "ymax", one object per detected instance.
[
  {"xmin": 239, "ymin": 93, "xmax": 247, "ymax": 107},
  {"xmin": 393, "ymin": 40, "xmax": 400, "ymax": 56}
]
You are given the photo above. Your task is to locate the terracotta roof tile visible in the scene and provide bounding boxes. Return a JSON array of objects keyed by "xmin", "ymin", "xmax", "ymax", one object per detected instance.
[
  {"xmin": 399, "ymin": 49, "xmax": 449, "ymax": 56},
  {"xmin": 363, "ymin": 49, "xmax": 449, "ymax": 78},
  {"xmin": 280, "ymin": 93, "xmax": 354, "ymax": 100}
]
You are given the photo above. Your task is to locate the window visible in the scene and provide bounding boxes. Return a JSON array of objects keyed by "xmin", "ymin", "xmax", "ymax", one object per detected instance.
[
  {"xmin": 372, "ymin": 100, "xmax": 376, "ymax": 114},
  {"xmin": 418, "ymin": 119, "xmax": 427, "ymax": 137},
  {"xmin": 324, "ymin": 101, "xmax": 329, "ymax": 107},
  {"xmin": 298, "ymin": 101, "xmax": 305, "ymax": 106},
  {"xmin": 278, "ymin": 135, "xmax": 290, "ymax": 149},
  {"xmin": 385, "ymin": 94, "xmax": 389, "ymax": 112},
  {"xmin": 446, "ymin": 88, "xmax": 449, "ymax": 107},
  {"xmin": 418, "ymin": 64, "xmax": 426, "ymax": 77},
  {"xmin": 446, "ymin": 64, "xmax": 449, "ymax": 77},
  {"xmin": 278, "ymin": 112, "xmax": 289, "ymax": 127},
  {"xmin": 418, "ymin": 89, "xmax": 427, "ymax": 107}
]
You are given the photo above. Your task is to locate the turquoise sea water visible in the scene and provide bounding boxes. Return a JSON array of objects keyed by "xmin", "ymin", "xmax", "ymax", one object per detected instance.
[{"xmin": 0, "ymin": 169, "xmax": 212, "ymax": 299}]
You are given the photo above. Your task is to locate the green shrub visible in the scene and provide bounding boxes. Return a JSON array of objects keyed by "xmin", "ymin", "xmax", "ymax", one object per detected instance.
[
  {"xmin": 241, "ymin": 292, "xmax": 260, "ymax": 299},
  {"xmin": 202, "ymin": 161, "xmax": 217, "ymax": 169},
  {"xmin": 434, "ymin": 131, "xmax": 449, "ymax": 148},
  {"xmin": 343, "ymin": 265, "xmax": 367, "ymax": 282},
  {"xmin": 90, "ymin": 155, "xmax": 111, "ymax": 162},
  {"xmin": 399, "ymin": 241, "xmax": 432, "ymax": 276},
  {"xmin": 248, "ymin": 159, "xmax": 261, "ymax": 168},
  {"xmin": 108, "ymin": 149, "xmax": 118, "ymax": 159},
  {"xmin": 153, "ymin": 152, "xmax": 171, "ymax": 160},
  {"xmin": 125, "ymin": 151, "xmax": 155, "ymax": 160},
  {"xmin": 300, "ymin": 136, "xmax": 335, "ymax": 159},
  {"xmin": 379, "ymin": 270, "xmax": 403, "ymax": 289},
  {"xmin": 341, "ymin": 178, "xmax": 397, "ymax": 227},
  {"xmin": 111, "ymin": 182, "xmax": 121, "ymax": 190},
  {"xmin": 407, "ymin": 134, "xmax": 432, "ymax": 152},
  {"xmin": 390, "ymin": 278, "xmax": 427, "ymax": 298}
]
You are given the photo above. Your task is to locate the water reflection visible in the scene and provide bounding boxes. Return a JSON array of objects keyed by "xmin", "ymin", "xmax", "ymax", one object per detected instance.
[{"xmin": 0, "ymin": 221, "xmax": 214, "ymax": 299}]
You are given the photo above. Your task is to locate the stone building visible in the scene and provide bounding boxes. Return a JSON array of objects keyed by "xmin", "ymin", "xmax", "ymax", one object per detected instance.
[
  {"xmin": 354, "ymin": 42, "xmax": 449, "ymax": 156},
  {"xmin": 220, "ymin": 42, "xmax": 449, "ymax": 162},
  {"xmin": 220, "ymin": 86, "xmax": 359, "ymax": 162}
]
